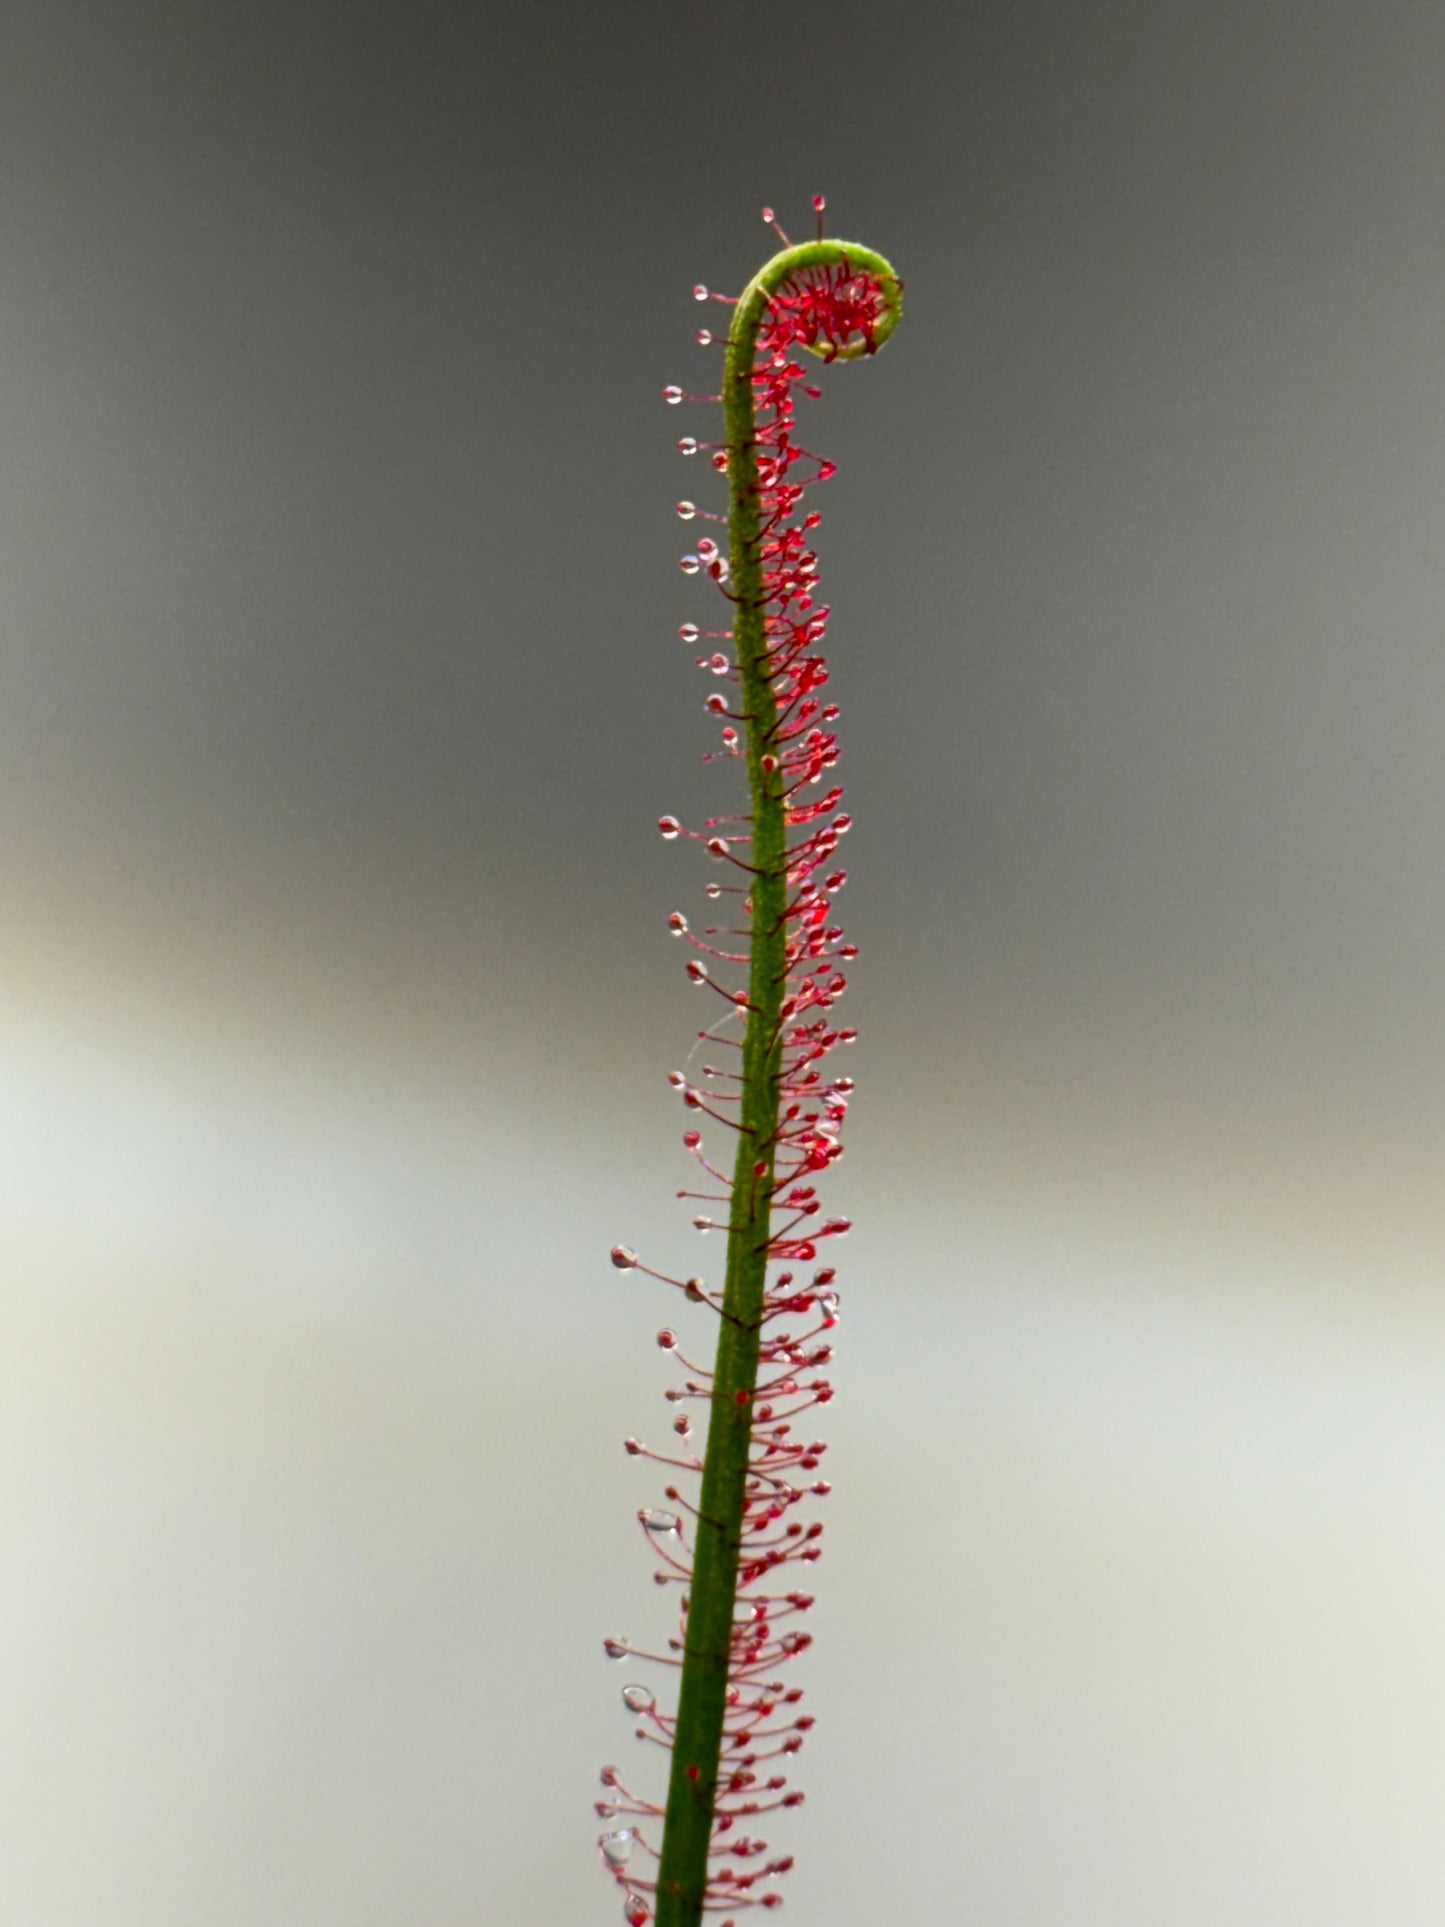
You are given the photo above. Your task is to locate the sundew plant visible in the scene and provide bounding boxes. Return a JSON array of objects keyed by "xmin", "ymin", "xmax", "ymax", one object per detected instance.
[{"xmin": 596, "ymin": 200, "xmax": 903, "ymax": 1927}]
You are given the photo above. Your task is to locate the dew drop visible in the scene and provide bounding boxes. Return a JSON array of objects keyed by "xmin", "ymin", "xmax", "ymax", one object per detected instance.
[
  {"xmin": 709, "ymin": 653, "xmax": 729, "ymax": 674},
  {"xmin": 686, "ymin": 959, "xmax": 709, "ymax": 983},
  {"xmin": 684, "ymin": 1277, "xmax": 706, "ymax": 1300},
  {"xmin": 610, "ymin": 1244, "xmax": 639, "ymax": 1270},
  {"xmin": 668, "ymin": 911, "xmax": 689, "ymax": 936},
  {"xmin": 623, "ymin": 1894, "xmax": 651, "ymax": 1927},
  {"xmin": 704, "ymin": 696, "xmax": 729, "ymax": 717},
  {"xmin": 696, "ymin": 537, "xmax": 719, "ymax": 562},
  {"xmin": 704, "ymin": 882, "xmax": 722, "ymax": 899},
  {"xmin": 600, "ymin": 1763, "xmax": 622, "ymax": 1786},
  {"xmin": 663, "ymin": 386, "xmax": 684, "ymax": 405},
  {"xmin": 600, "ymin": 1827, "xmax": 636, "ymax": 1867},
  {"xmin": 603, "ymin": 1636, "xmax": 630, "ymax": 1659},
  {"xmin": 693, "ymin": 283, "xmax": 709, "ymax": 301},
  {"xmin": 676, "ymin": 500, "xmax": 697, "ymax": 521},
  {"xmin": 706, "ymin": 835, "xmax": 730, "ymax": 857},
  {"xmin": 656, "ymin": 1328, "xmax": 677, "ymax": 1350},
  {"xmin": 761, "ymin": 205, "xmax": 775, "ymax": 223},
  {"xmin": 639, "ymin": 1506, "xmax": 681, "ymax": 1536},
  {"xmin": 622, "ymin": 1682, "xmax": 657, "ymax": 1713},
  {"xmin": 667, "ymin": 1069, "xmax": 687, "ymax": 1088},
  {"xmin": 677, "ymin": 436, "xmax": 698, "ymax": 456},
  {"xmin": 711, "ymin": 450, "xmax": 730, "ymax": 472},
  {"xmin": 682, "ymin": 1129, "xmax": 701, "ymax": 1149},
  {"xmin": 658, "ymin": 816, "xmax": 682, "ymax": 839},
  {"xmin": 680, "ymin": 554, "xmax": 701, "ymax": 575},
  {"xmin": 678, "ymin": 622, "xmax": 700, "ymax": 643},
  {"xmin": 697, "ymin": 329, "xmax": 713, "ymax": 347}
]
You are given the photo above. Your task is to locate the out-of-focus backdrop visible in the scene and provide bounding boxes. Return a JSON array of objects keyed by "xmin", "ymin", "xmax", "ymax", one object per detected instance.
[{"xmin": 3, "ymin": 3, "xmax": 1444, "ymax": 1921}]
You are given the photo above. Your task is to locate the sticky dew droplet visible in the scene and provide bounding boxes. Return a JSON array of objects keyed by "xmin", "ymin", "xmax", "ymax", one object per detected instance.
[{"xmin": 600, "ymin": 1827, "xmax": 636, "ymax": 1867}]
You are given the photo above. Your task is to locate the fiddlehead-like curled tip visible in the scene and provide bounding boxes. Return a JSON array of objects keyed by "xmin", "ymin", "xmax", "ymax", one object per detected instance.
[{"xmin": 731, "ymin": 238, "xmax": 905, "ymax": 365}]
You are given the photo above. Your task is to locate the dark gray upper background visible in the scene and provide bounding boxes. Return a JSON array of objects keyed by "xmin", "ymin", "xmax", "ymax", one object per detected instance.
[{"xmin": 4, "ymin": 0, "xmax": 1442, "ymax": 1256}]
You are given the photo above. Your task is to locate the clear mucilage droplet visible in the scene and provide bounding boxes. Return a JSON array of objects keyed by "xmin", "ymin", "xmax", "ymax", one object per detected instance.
[
  {"xmin": 693, "ymin": 283, "xmax": 709, "ymax": 301},
  {"xmin": 677, "ymin": 436, "xmax": 698, "ymax": 456},
  {"xmin": 639, "ymin": 1507, "xmax": 681, "ymax": 1535},
  {"xmin": 600, "ymin": 1827, "xmax": 636, "ymax": 1868},
  {"xmin": 603, "ymin": 1636, "xmax": 630, "ymax": 1659},
  {"xmin": 663, "ymin": 385, "xmax": 684, "ymax": 405},
  {"xmin": 676, "ymin": 501, "xmax": 696, "ymax": 521},
  {"xmin": 680, "ymin": 554, "xmax": 701, "ymax": 575},
  {"xmin": 622, "ymin": 1683, "xmax": 656, "ymax": 1713}
]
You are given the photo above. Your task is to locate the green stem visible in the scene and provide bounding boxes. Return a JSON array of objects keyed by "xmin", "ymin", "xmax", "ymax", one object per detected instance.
[{"xmin": 651, "ymin": 239, "xmax": 902, "ymax": 1927}]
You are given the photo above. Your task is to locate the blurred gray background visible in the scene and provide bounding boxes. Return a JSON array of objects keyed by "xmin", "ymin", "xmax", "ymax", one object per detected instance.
[{"xmin": 3, "ymin": 2, "xmax": 1444, "ymax": 1921}]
